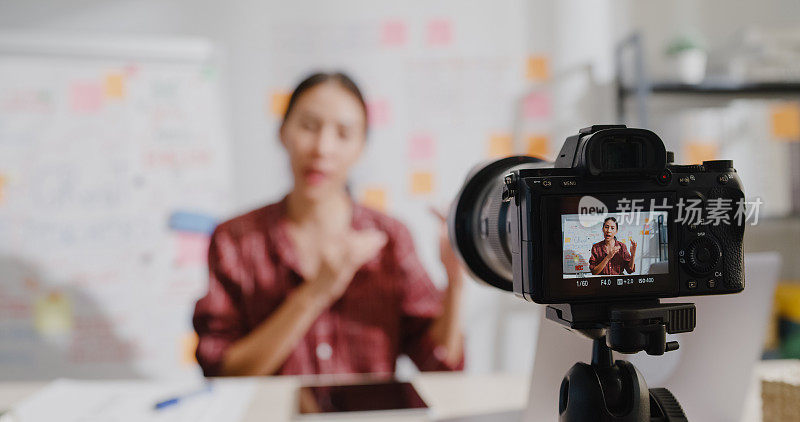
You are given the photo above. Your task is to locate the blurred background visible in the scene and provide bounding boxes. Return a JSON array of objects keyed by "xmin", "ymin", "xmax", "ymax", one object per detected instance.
[{"xmin": 0, "ymin": 0, "xmax": 798, "ymax": 382}]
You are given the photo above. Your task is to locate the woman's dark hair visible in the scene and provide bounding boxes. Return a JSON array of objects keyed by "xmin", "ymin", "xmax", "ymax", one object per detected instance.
[{"xmin": 281, "ymin": 72, "xmax": 368, "ymax": 133}]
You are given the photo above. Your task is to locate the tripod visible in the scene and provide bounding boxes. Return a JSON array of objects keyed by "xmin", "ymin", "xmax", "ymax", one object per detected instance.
[{"xmin": 546, "ymin": 300, "xmax": 695, "ymax": 422}]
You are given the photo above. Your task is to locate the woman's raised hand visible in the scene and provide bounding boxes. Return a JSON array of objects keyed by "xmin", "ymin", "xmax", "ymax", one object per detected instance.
[{"xmin": 306, "ymin": 229, "xmax": 388, "ymax": 304}]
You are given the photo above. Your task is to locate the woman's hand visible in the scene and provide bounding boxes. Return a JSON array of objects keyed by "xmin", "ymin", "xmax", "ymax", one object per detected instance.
[
  {"xmin": 630, "ymin": 239, "xmax": 637, "ymax": 257},
  {"xmin": 304, "ymin": 229, "xmax": 387, "ymax": 304},
  {"xmin": 430, "ymin": 207, "xmax": 464, "ymax": 287}
]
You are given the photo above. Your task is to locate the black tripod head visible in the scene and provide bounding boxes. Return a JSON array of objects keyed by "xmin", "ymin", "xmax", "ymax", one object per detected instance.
[{"xmin": 546, "ymin": 300, "xmax": 696, "ymax": 421}]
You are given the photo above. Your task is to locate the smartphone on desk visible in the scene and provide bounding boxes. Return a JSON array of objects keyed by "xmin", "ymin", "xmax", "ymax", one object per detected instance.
[{"xmin": 295, "ymin": 380, "xmax": 430, "ymax": 420}]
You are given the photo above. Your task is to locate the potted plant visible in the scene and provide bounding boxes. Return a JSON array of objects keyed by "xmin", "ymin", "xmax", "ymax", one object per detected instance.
[{"xmin": 666, "ymin": 34, "xmax": 707, "ymax": 84}]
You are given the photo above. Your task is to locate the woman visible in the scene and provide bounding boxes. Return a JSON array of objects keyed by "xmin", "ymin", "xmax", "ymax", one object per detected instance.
[
  {"xmin": 192, "ymin": 72, "xmax": 464, "ymax": 376},
  {"xmin": 589, "ymin": 217, "xmax": 637, "ymax": 275}
]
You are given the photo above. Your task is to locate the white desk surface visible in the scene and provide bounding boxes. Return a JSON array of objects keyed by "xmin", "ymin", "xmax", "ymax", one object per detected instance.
[
  {"xmin": 2, "ymin": 361, "xmax": 797, "ymax": 421},
  {"xmin": 0, "ymin": 372, "xmax": 530, "ymax": 422}
]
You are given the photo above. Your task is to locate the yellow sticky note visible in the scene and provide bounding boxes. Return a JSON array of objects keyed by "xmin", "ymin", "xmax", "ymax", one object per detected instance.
[
  {"xmin": 269, "ymin": 91, "xmax": 292, "ymax": 117},
  {"xmin": 410, "ymin": 171, "xmax": 434, "ymax": 195},
  {"xmin": 526, "ymin": 135, "xmax": 550, "ymax": 158},
  {"xmin": 565, "ymin": 237, "xmax": 571, "ymax": 243},
  {"xmin": 34, "ymin": 291, "xmax": 73, "ymax": 336},
  {"xmin": 683, "ymin": 141, "xmax": 718, "ymax": 164},
  {"xmin": 771, "ymin": 103, "xmax": 800, "ymax": 141},
  {"xmin": 104, "ymin": 73, "xmax": 125, "ymax": 99},
  {"xmin": 180, "ymin": 332, "xmax": 199, "ymax": 366},
  {"xmin": 361, "ymin": 187, "xmax": 388, "ymax": 212},
  {"xmin": 526, "ymin": 55, "xmax": 550, "ymax": 82},
  {"xmin": 488, "ymin": 134, "xmax": 513, "ymax": 158}
]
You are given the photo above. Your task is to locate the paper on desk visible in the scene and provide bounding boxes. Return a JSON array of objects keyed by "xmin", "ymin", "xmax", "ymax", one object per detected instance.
[{"xmin": 9, "ymin": 378, "xmax": 257, "ymax": 422}]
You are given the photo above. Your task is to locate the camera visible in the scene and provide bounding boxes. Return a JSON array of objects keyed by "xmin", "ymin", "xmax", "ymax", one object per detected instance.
[{"xmin": 448, "ymin": 124, "xmax": 745, "ymax": 304}]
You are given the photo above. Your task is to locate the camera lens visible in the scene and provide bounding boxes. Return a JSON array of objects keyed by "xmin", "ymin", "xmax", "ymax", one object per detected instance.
[{"xmin": 448, "ymin": 156, "xmax": 546, "ymax": 291}]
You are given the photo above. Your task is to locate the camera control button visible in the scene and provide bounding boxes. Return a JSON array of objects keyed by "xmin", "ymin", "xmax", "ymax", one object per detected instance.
[
  {"xmin": 541, "ymin": 179, "xmax": 552, "ymax": 189},
  {"xmin": 717, "ymin": 174, "xmax": 730, "ymax": 184},
  {"xmin": 707, "ymin": 279, "xmax": 717, "ymax": 289},
  {"xmin": 679, "ymin": 176, "xmax": 692, "ymax": 186},
  {"xmin": 560, "ymin": 179, "xmax": 577, "ymax": 188},
  {"xmin": 657, "ymin": 170, "xmax": 672, "ymax": 185},
  {"xmin": 686, "ymin": 236, "xmax": 722, "ymax": 275},
  {"xmin": 687, "ymin": 280, "xmax": 698, "ymax": 289}
]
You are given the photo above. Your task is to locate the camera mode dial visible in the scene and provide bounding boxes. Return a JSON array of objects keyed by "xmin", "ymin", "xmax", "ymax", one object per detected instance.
[{"xmin": 685, "ymin": 236, "xmax": 722, "ymax": 275}]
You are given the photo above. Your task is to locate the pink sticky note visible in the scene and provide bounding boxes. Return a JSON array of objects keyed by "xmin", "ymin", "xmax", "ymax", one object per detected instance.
[
  {"xmin": 366, "ymin": 99, "xmax": 392, "ymax": 127},
  {"xmin": 426, "ymin": 19, "xmax": 453, "ymax": 46},
  {"xmin": 175, "ymin": 232, "xmax": 210, "ymax": 267},
  {"xmin": 523, "ymin": 93, "xmax": 551, "ymax": 119},
  {"xmin": 70, "ymin": 83, "xmax": 103, "ymax": 112},
  {"xmin": 381, "ymin": 20, "xmax": 408, "ymax": 47},
  {"xmin": 409, "ymin": 134, "xmax": 435, "ymax": 160}
]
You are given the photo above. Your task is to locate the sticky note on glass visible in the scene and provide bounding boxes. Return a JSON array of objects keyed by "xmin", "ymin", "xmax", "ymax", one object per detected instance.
[
  {"xmin": 523, "ymin": 93, "xmax": 551, "ymax": 119},
  {"xmin": 408, "ymin": 134, "xmax": 435, "ymax": 160},
  {"xmin": 410, "ymin": 171, "xmax": 434, "ymax": 195},
  {"xmin": 104, "ymin": 73, "xmax": 125, "ymax": 99},
  {"xmin": 526, "ymin": 55, "xmax": 550, "ymax": 82},
  {"xmin": 269, "ymin": 91, "xmax": 292, "ymax": 117},
  {"xmin": 381, "ymin": 20, "xmax": 408, "ymax": 47},
  {"xmin": 683, "ymin": 141, "xmax": 718, "ymax": 164},
  {"xmin": 180, "ymin": 332, "xmax": 199, "ymax": 365},
  {"xmin": 361, "ymin": 187, "xmax": 388, "ymax": 211},
  {"xmin": 175, "ymin": 232, "xmax": 211, "ymax": 267},
  {"xmin": 488, "ymin": 134, "xmax": 513, "ymax": 158},
  {"xmin": 367, "ymin": 99, "xmax": 392, "ymax": 127},
  {"xmin": 34, "ymin": 291, "xmax": 73, "ymax": 336},
  {"xmin": 426, "ymin": 18, "xmax": 453, "ymax": 46},
  {"xmin": 168, "ymin": 211, "xmax": 218, "ymax": 235},
  {"xmin": 526, "ymin": 135, "xmax": 550, "ymax": 158},
  {"xmin": 771, "ymin": 103, "xmax": 800, "ymax": 141},
  {"xmin": 70, "ymin": 83, "xmax": 103, "ymax": 112}
]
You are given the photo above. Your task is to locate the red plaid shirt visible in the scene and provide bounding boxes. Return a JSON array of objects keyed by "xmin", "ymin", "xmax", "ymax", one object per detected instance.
[
  {"xmin": 589, "ymin": 239, "xmax": 633, "ymax": 275},
  {"xmin": 193, "ymin": 197, "xmax": 464, "ymax": 376}
]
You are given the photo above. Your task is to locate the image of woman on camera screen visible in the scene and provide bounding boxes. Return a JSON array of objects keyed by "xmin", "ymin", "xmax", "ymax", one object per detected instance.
[
  {"xmin": 589, "ymin": 216, "xmax": 637, "ymax": 275},
  {"xmin": 192, "ymin": 72, "xmax": 465, "ymax": 377}
]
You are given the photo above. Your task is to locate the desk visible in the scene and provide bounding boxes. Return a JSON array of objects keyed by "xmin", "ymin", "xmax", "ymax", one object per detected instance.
[{"xmin": 0, "ymin": 373, "xmax": 529, "ymax": 421}]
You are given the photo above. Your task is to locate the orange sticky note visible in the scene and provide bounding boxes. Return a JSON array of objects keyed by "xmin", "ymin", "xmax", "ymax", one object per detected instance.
[
  {"xmin": 361, "ymin": 187, "xmax": 388, "ymax": 211},
  {"xmin": 526, "ymin": 135, "xmax": 550, "ymax": 158},
  {"xmin": 180, "ymin": 332, "xmax": 199, "ymax": 365},
  {"xmin": 526, "ymin": 55, "xmax": 550, "ymax": 82},
  {"xmin": 104, "ymin": 73, "xmax": 125, "ymax": 99},
  {"xmin": 771, "ymin": 103, "xmax": 800, "ymax": 141},
  {"xmin": 410, "ymin": 171, "xmax": 434, "ymax": 195},
  {"xmin": 488, "ymin": 134, "xmax": 513, "ymax": 158},
  {"xmin": 683, "ymin": 141, "xmax": 718, "ymax": 164},
  {"xmin": 269, "ymin": 91, "xmax": 292, "ymax": 117}
]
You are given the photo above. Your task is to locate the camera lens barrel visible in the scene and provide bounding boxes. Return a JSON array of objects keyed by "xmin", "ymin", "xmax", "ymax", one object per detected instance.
[{"xmin": 448, "ymin": 156, "xmax": 546, "ymax": 291}]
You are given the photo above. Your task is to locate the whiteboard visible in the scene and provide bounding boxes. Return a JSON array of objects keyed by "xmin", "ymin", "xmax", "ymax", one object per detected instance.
[{"xmin": 0, "ymin": 34, "xmax": 232, "ymax": 379}]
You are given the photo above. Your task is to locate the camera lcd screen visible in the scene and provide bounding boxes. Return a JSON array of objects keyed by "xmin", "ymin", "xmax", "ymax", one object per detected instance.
[
  {"xmin": 540, "ymin": 193, "xmax": 678, "ymax": 301},
  {"xmin": 561, "ymin": 211, "xmax": 669, "ymax": 279}
]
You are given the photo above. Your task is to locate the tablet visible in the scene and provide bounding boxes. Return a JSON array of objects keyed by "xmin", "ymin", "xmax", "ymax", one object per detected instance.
[{"xmin": 297, "ymin": 380, "xmax": 429, "ymax": 418}]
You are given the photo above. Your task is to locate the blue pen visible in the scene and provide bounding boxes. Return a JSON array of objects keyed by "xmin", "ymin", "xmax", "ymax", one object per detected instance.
[{"xmin": 154, "ymin": 383, "xmax": 214, "ymax": 410}]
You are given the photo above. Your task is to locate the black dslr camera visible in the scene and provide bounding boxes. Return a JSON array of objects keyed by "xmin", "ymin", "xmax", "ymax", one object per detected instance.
[
  {"xmin": 448, "ymin": 125, "xmax": 746, "ymax": 421},
  {"xmin": 449, "ymin": 124, "xmax": 744, "ymax": 304}
]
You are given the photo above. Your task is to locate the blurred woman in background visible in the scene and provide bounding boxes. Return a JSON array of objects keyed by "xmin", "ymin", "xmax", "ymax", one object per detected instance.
[{"xmin": 192, "ymin": 72, "xmax": 464, "ymax": 376}]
